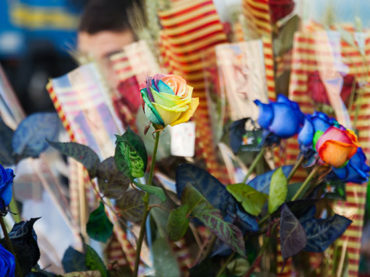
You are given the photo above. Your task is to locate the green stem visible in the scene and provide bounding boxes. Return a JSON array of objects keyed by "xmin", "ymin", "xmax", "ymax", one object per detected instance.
[
  {"xmin": 287, "ymin": 155, "xmax": 304, "ymax": 182},
  {"xmin": 243, "ymin": 148, "xmax": 266, "ymax": 184},
  {"xmin": 133, "ymin": 207, "xmax": 150, "ymax": 277},
  {"xmin": 0, "ymin": 216, "xmax": 23, "ymax": 277},
  {"xmin": 148, "ymin": 131, "xmax": 160, "ymax": 186},
  {"xmin": 291, "ymin": 165, "xmax": 320, "ymax": 201},
  {"xmin": 133, "ymin": 131, "xmax": 161, "ymax": 277},
  {"xmin": 216, "ymin": 252, "xmax": 236, "ymax": 277},
  {"xmin": 9, "ymin": 195, "xmax": 21, "ymax": 223}
]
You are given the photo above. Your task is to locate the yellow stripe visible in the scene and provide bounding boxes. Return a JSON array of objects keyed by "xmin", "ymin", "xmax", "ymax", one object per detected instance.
[
  {"xmin": 11, "ymin": 4, "xmax": 78, "ymax": 29},
  {"xmin": 164, "ymin": 14, "xmax": 222, "ymax": 36},
  {"xmin": 160, "ymin": 3, "xmax": 215, "ymax": 26},
  {"xmin": 164, "ymin": 24, "xmax": 224, "ymax": 45},
  {"xmin": 246, "ymin": 0, "xmax": 269, "ymax": 11},
  {"xmin": 164, "ymin": 33, "xmax": 226, "ymax": 54}
]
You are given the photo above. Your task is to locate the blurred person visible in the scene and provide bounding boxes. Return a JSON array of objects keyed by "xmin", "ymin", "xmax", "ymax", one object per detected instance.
[
  {"xmin": 77, "ymin": 0, "xmax": 148, "ymax": 131},
  {"xmin": 77, "ymin": 0, "xmax": 139, "ymax": 61}
]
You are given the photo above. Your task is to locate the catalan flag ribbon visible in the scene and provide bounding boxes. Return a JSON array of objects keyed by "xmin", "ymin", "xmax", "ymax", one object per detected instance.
[{"xmin": 158, "ymin": 0, "xmax": 230, "ymax": 184}]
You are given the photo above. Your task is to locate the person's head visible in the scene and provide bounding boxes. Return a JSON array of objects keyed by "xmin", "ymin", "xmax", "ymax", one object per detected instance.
[{"xmin": 77, "ymin": 0, "xmax": 137, "ymax": 60}]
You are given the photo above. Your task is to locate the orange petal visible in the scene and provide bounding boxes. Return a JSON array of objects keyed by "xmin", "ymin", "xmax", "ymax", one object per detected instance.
[{"xmin": 318, "ymin": 140, "xmax": 358, "ymax": 168}]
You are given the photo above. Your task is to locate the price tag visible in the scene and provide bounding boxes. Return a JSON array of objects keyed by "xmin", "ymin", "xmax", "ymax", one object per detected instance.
[{"xmin": 169, "ymin": 122, "xmax": 195, "ymax": 157}]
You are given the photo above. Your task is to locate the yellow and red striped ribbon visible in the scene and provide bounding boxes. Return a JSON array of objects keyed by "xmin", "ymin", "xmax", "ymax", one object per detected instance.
[
  {"xmin": 158, "ymin": 0, "xmax": 230, "ymax": 184},
  {"xmin": 242, "ymin": 0, "xmax": 276, "ymax": 101},
  {"xmin": 46, "ymin": 82, "xmax": 137, "ymax": 271}
]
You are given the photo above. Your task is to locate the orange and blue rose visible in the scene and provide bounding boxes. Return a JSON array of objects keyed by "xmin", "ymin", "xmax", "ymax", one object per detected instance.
[
  {"xmin": 254, "ymin": 94, "xmax": 304, "ymax": 138},
  {"xmin": 0, "ymin": 164, "xmax": 14, "ymax": 214},
  {"xmin": 298, "ymin": 112, "xmax": 363, "ymax": 171},
  {"xmin": 314, "ymin": 126, "xmax": 359, "ymax": 168},
  {"xmin": 332, "ymin": 147, "xmax": 370, "ymax": 183},
  {"xmin": 140, "ymin": 74, "xmax": 199, "ymax": 128}
]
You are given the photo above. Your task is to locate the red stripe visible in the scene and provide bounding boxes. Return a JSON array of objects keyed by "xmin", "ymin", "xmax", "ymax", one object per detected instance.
[
  {"xmin": 169, "ymin": 30, "xmax": 225, "ymax": 47},
  {"xmin": 166, "ymin": 19, "xmax": 221, "ymax": 38},
  {"xmin": 163, "ymin": 10, "xmax": 217, "ymax": 29},
  {"xmin": 159, "ymin": 0, "xmax": 213, "ymax": 20},
  {"xmin": 163, "ymin": 38, "xmax": 227, "ymax": 57}
]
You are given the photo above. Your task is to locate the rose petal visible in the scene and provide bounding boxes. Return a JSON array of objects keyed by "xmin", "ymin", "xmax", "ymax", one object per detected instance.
[
  {"xmin": 170, "ymin": 98, "xmax": 199, "ymax": 126},
  {"xmin": 269, "ymin": 103, "xmax": 300, "ymax": 138},
  {"xmin": 152, "ymin": 102, "xmax": 188, "ymax": 125},
  {"xmin": 316, "ymin": 126, "xmax": 355, "ymax": 151},
  {"xmin": 254, "ymin": 100, "xmax": 273, "ymax": 129},
  {"xmin": 151, "ymin": 88, "xmax": 185, "ymax": 108},
  {"xmin": 298, "ymin": 117, "xmax": 314, "ymax": 146},
  {"xmin": 141, "ymin": 89, "xmax": 164, "ymax": 126},
  {"xmin": 318, "ymin": 140, "xmax": 358, "ymax": 168},
  {"xmin": 157, "ymin": 80, "xmax": 175, "ymax": 95}
]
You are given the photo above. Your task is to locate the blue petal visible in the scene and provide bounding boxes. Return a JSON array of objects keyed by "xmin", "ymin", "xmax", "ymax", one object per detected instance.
[
  {"xmin": 254, "ymin": 100, "xmax": 273, "ymax": 129},
  {"xmin": 269, "ymin": 103, "xmax": 300, "ymax": 138},
  {"xmin": 157, "ymin": 80, "xmax": 175, "ymax": 95},
  {"xmin": 276, "ymin": 94, "xmax": 291, "ymax": 104},
  {"xmin": 298, "ymin": 117, "xmax": 314, "ymax": 146},
  {"xmin": 312, "ymin": 114, "xmax": 331, "ymax": 133},
  {"xmin": 0, "ymin": 180, "xmax": 12, "ymax": 207}
]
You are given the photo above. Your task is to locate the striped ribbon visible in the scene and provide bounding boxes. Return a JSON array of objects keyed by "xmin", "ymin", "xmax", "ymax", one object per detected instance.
[
  {"xmin": 158, "ymin": 0, "xmax": 230, "ymax": 184},
  {"xmin": 242, "ymin": 0, "xmax": 276, "ymax": 101},
  {"xmin": 286, "ymin": 29, "xmax": 370, "ymax": 276},
  {"xmin": 46, "ymin": 80, "xmax": 138, "ymax": 271}
]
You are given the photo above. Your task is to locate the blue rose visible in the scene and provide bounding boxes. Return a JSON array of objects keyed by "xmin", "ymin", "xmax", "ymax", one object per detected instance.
[
  {"xmin": 0, "ymin": 164, "xmax": 14, "ymax": 214},
  {"xmin": 298, "ymin": 111, "xmax": 338, "ymax": 147},
  {"xmin": 0, "ymin": 243, "xmax": 15, "ymax": 276},
  {"xmin": 254, "ymin": 94, "xmax": 304, "ymax": 138},
  {"xmin": 332, "ymin": 147, "xmax": 370, "ymax": 184}
]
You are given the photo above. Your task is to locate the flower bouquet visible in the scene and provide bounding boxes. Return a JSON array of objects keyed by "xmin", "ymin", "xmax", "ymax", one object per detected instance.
[{"xmin": 0, "ymin": 71, "xmax": 369, "ymax": 277}]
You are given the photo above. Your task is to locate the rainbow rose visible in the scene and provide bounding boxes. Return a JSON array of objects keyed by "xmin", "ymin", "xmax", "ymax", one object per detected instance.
[
  {"xmin": 314, "ymin": 126, "xmax": 359, "ymax": 168},
  {"xmin": 140, "ymin": 74, "xmax": 199, "ymax": 128}
]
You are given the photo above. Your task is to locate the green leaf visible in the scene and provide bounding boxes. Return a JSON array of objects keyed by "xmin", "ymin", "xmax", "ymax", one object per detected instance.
[
  {"xmin": 116, "ymin": 190, "xmax": 145, "ymax": 223},
  {"xmin": 226, "ymin": 257, "xmax": 250, "ymax": 276},
  {"xmin": 226, "ymin": 183, "xmax": 267, "ymax": 216},
  {"xmin": 182, "ymin": 185, "xmax": 246, "ymax": 256},
  {"xmin": 152, "ymin": 237, "xmax": 181, "ymax": 277},
  {"xmin": 48, "ymin": 141, "xmax": 100, "ymax": 177},
  {"xmin": 62, "ymin": 247, "xmax": 87, "ymax": 273},
  {"xmin": 268, "ymin": 167, "xmax": 288, "ymax": 214},
  {"xmin": 273, "ymin": 15, "xmax": 300, "ymax": 57},
  {"xmin": 114, "ymin": 128, "xmax": 148, "ymax": 179},
  {"xmin": 167, "ymin": 205, "xmax": 190, "ymax": 241},
  {"xmin": 85, "ymin": 244, "xmax": 108, "ymax": 277},
  {"xmin": 135, "ymin": 183, "xmax": 166, "ymax": 202},
  {"xmin": 86, "ymin": 202, "xmax": 113, "ymax": 243},
  {"xmin": 97, "ymin": 157, "xmax": 130, "ymax": 199},
  {"xmin": 280, "ymin": 204, "xmax": 307, "ymax": 259}
]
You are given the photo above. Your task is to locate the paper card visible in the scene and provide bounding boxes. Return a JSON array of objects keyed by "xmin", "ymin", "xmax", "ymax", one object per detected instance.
[
  {"xmin": 50, "ymin": 63, "xmax": 123, "ymax": 159},
  {"xmin": 216, "ymin": 40, "xmax": 269, "ymax": 121},
  {"xmin": 169, "ymin": 122, "xmax": 195, "ymax": 157}
]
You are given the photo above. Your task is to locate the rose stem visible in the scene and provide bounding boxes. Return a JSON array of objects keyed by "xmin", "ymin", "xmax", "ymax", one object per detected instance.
[
  {"xmin": 291, "ymin": 165, "xmax": 320, "ymax": 201},
  {"xmin": 287, "ymin": 155, "xmax": 304, "ymax": 182},
  {"xmin": 0, "ymin": 216, "xmax": 23, "ymax": 277},
  {"xmin": 133, "ymin": 131, "xmax": 161, "ymax": 277},
  {"xmin": 243, "ymin": 148, "xmax": 266, "ymax": 184}
]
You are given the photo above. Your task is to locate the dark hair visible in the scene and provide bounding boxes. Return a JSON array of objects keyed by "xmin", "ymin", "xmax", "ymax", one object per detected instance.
[{"xmin": 79, "ymin": 0, "xmax": 139, "ymax": 34}]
